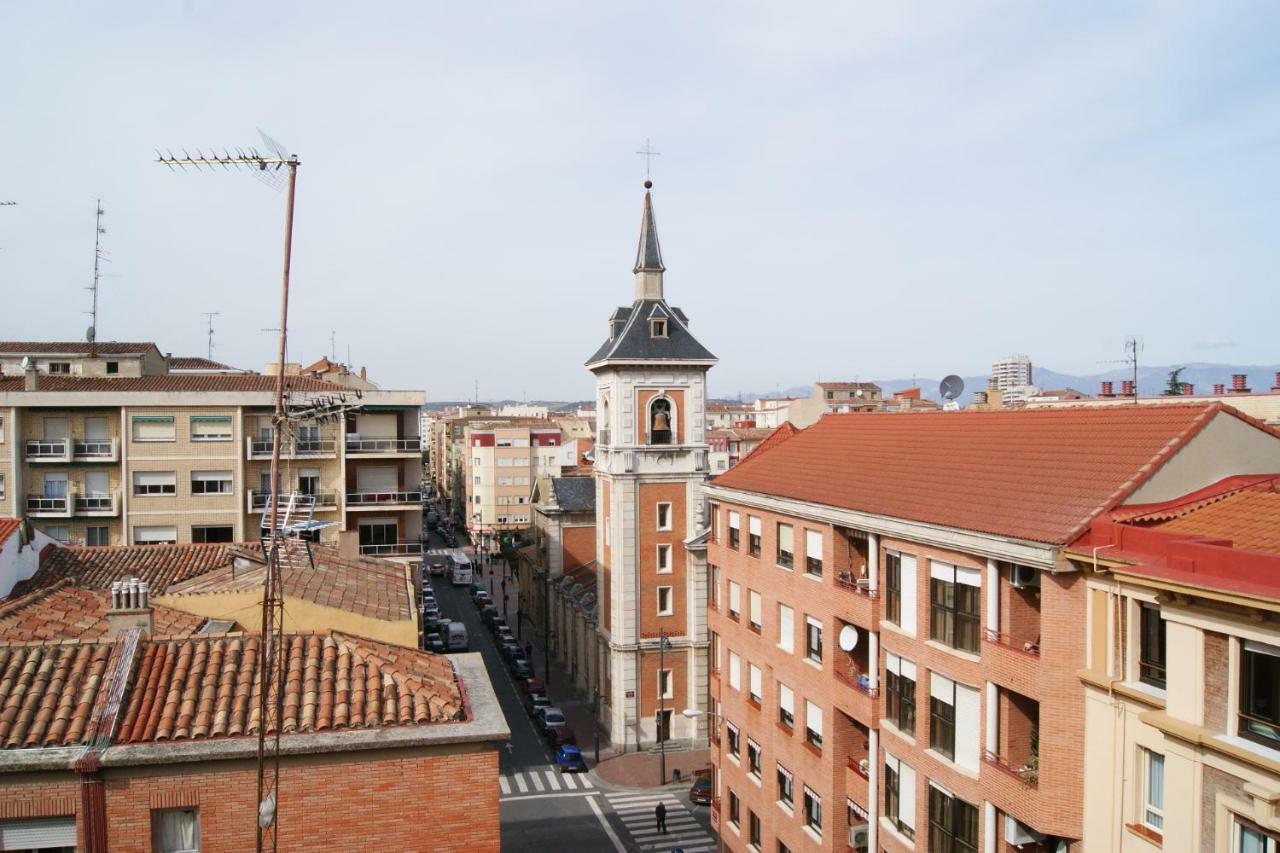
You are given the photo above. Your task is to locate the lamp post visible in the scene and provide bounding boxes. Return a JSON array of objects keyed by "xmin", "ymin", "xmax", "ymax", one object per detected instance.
[
  {"xmin": 658, "ymin": 630, "xmax": 672, "ymax": 786},
  {"xmin": 682, "ymin": 707, "xmax": 725, "ymax": 853}
]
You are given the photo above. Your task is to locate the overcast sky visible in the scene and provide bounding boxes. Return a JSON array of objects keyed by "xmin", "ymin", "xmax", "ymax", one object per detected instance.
[{"xmin": 2, "ymin": 2, "xmax": 1279, "ymax": 400}]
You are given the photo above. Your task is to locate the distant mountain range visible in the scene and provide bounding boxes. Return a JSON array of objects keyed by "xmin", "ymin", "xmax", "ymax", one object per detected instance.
[{"xmin": 728, "ymin": 363, "xmax": 1280, "ymax": 405}]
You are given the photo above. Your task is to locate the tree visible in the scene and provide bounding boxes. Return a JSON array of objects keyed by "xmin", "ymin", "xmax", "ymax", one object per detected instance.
[{"xmin": 1162, "ymin": 367, "xmax": 1186, "ymax": 396}]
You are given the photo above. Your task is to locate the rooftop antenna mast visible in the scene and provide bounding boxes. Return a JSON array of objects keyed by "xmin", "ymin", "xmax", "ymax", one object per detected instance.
[
  {"xmin": 330, "ymin": 330, "xmax": 336, "ymax": 363},
  {"xmin": 87, "ymin": 201, "xmax": 107, "ymax": 358},
  {"xmin": 1099, "ymin": 336, "xmax": 1143, "ymax": 404},
  {"xmin": 203, "ymin": 312, "xmax": 221, "ymax": 360},
  {"xmin": 156, "ymin": 129, "xmax": 298, "ymax": 853}
]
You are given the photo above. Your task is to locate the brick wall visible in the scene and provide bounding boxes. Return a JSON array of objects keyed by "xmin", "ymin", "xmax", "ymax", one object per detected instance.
[
  {"xmin": 1204, "ymin": 631, "xmax": 1229, "ymax": 732},
  {"xmin": 562, "ymin": 523, "xmax": 596, "ymax": 575},
  {"xmin": 1201, "ymin": 765, "xmax": 1250, "ymax": 853}
]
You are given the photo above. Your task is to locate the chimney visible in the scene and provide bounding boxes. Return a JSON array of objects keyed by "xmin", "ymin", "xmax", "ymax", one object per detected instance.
[
  {"xmin": 338, "ymin": 529, "xmax": 361, "ymax": 559},
  {"xmin": 1099, "ymin": 381, "xmax": 1114, "ymax": 398},
  {"xmin": 1181, "ymin": 383, "xmax": 1194, "ymax": 395},
  {"xmin": 1230, "ymin": 374, "xmax": 1250, "ymax": 395},
  {"xmin": 23, "ymin": 360, "xmax": 38, "ymax": 392},
  {"xmin": 1272, "ymin": 371, "xmax": 1280, "ymax": 392},
  {"xmin": 360, "ymin": 366, "xmax": 367, "ymax": 380},
  {"xmin": 1121, "ymin": 380, "xmax": 1136, "ymax": 397},
  {"xmin": 106, "ymin": 576, "xmax": 153, "ymax": 638},
  {"xmin": 1213, "ymin": 384, "xmax": 1225, "ymax": 396}
]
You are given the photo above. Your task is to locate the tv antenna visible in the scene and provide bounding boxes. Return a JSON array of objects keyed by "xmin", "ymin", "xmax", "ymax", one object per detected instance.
[
  {"xmin": 85, "ymin": 201, "xmax": 107, "ymax": 357},
  {"xmin": 203, "ymin": 312, "xmax": 221, "ymax": 359},
  {"xmin": 1099, "ymin": 336, "xmax": 1143, "ymax": 404},
  {"xmin": 939, "ymin": 374, "xmax": 965, "ymax": 411},
  {"xmin": 157, "ymin": 129, "xmax": 299, "ymax": 853}
]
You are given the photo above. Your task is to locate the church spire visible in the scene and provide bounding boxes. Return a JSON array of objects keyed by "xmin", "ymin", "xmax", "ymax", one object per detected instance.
[{"xmin": 633, "ymin": 180, "xmax": 665, "ymax": 300}]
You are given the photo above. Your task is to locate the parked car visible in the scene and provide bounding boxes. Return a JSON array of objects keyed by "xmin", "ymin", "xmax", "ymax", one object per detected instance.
[
  {"xmin": 470, "ymin": 582, "xmax": 487, "ymax": 597},
  {"xmin": 520, "ymin": 677, "xmax": 545, "ymax": 697},
  {"xmin": 494, "ymin": 625, "xmax": 514, "ymax": 643},
  {"xmin": 555, "ymin": 744, "xmax": 588, "ymax": 773},
  {"xmin": 689, "ymin": 772, "xmax": 713, "ymax": 805},
  {"xmin": 473, "ymin": 591, "xmax": 491, "ymax": 608},
  {"xmin": 510, "ymin": 658, "xmax": 533, "ymax": 679},
  {"xmin": 480, "ymin": 605, "xmax": 501, "ymax": 627},
  {"xmin": 424, "ymin": 633, "xmax": 445, "ymax": 654},
  {"xmin": 544, "ymin": 724, "xmax": 576, "ymax": 748},
  {"xmin": 427, "ymin": 559, "xmax": 447, "ymax": 577},
  {"xmin": 538, "ymin": 707, "xmax": 566, "ymax": 733},
  {"xmin": 423, "ymin": 605, "xmax": 440, "ymax": 623},
  {"xmin": 499, "ymin": 638, "xmax": 523, "ymax": 662},
  {"xmin": 523, "ymin": 692, "xmax": 551, "ymax": 718}
]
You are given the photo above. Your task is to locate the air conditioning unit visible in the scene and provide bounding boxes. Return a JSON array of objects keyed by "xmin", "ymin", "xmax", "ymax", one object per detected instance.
[
  {"xmin": 1008, "ymin": 564, "xmax": 1039, "ymax": 589},
  {"xmin": 1005, "ymin": 815, "xmax": 1042, "ymax": 845},
  {"xmin": 848, "ymin": 824, "xmax": 869, "ymax": 850}
]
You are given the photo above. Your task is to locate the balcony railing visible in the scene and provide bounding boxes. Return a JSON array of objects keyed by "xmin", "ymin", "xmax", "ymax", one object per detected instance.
[
  {"xmin": 247, "ymin": 490, "xmax": 339, "ymax": 512},
  {"xmin": 246, "ymin": 438, "xmax": 338, "ymax": 459},
  {"xmin": 346, "ymin": 491, "xmax": 423, "ymax": 507},
  {"xmin": 836, "ymin": 669, "xmax": 880, "ymax": 699},
  {"xmin": 74, "ymin": 493, "xmax": 119, "ymax": 516},
  {"xmin": 26, "ymin": 494, "xmax": 71, "ymax": 516},
  {"xmin": 982, "ymin": 749, "xmax": 1039, "ymax": 787},
  {"xmin": 983, "ymin": 628, "xmax": 1041, "ymax": 657},
  {"xmin": 25, "ymin": 439, "xmax": 70, "ymax": 462},
  {"xmin": 73, "ymin": 438, "xmax": 118, "ymax": 461},
  {"xmin": 835, "ymin": 571, "xmax": 878, "ymax": 597},
  {"xmin": 345, "ymin": 437, "xmax": 421, "ymax": 454},
  {"xmin": 359, "ymin": 541, "xmax": 423, "ymax": 556}
]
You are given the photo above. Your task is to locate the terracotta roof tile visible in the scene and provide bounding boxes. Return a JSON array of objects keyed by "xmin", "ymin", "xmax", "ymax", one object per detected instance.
[
  {"xmin": 0, "ymin": 582, "xmax": 208, "ymax": 642},
  {"xmin": 15, "ymin": 543, "xmax": 239, "ymax": 597},
  {"xmin": 711, "ymin": 403, "xmax": 1266, "ymax": 545},
  {"xmin": 0, "ymin": 374, "xmax": 347, "ymax": 394},
  {"xmin": 1127, "ymin": 477, "xmax": 1280, "ymax": 556},
  {"xmin": 0, "ymin": 519, "xmax": 20, "ymax": 548},
  {"xmin": 0, "ymin": 341, "xmax": 158, "ymax": 355},
  {"xmin": 166, "ymin": 356, "xmax": 236, "ymax": 370}
]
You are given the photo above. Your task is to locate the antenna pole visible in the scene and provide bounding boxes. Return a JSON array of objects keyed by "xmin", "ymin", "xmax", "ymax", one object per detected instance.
[
  {"xmin": 89, "ymin": 201, "xmax": 105, "ymax": 358},
  {"xmin": 203, "ymin": 312, "xmax": 221, "ymax": 360},
  {"xmin": 330, "ymin": 330, "xmax": 336, "ymax": 363}
]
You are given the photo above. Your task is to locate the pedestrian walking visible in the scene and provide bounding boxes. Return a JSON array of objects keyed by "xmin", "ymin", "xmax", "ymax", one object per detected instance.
[{"xmin": 655, "ymin": 802, "xmax": 667, "ymax": 835}]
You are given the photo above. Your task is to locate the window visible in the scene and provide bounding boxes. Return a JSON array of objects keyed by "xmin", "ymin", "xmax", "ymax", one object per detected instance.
[
  {"xmin": 106, "ymin": 360, "xmax": 119, "ymax": 374},
  {"xmin": 0, "ymin": 473, "xmax": 5, "ymax": 500},
  {"xmin": 803, "ymin": 786, "xmax": 822, "ymax": 835},
  {"xmin": 729, "ymin": 789, "xmax": 741, "ymax": 828},
  {"xmin": 192, "ymin": 525, "xmax": 233, "ymax": 544},
  {"xmin": 152, "ymin": 806, "xmax": 200, "ymax": 853},
  {"xmin": 1138, "ymin": 603, "xmax": 1167, "ymax": 689},
  {"xmin": 650, "ymin": 318, "xmax": 668, "ymax": 338},
  {"xmin": 45, "ymin": 526, "xmax": 69, "ymax": 544},
  {"xmin": 805, "ymin": 615, "xmax": 823, "ymax": 664},
  {"xmin": 727, "ymin": 722, "xmax": 741, "ymax": 759},
  {"xmin": 930, "ymin": 674, "xmax": 957, "ymax": 760},
  {"xmin": 749, "ymin": 664, "xmax": 762, "ymax": 704},
  {"xmin": 749, "ymin": 590, "xmax": 762, "ymax": 631},
  {"xmin": 778, "ymin": 604, "xmax": 794, "ymax": 654},
  {"xmin": 885, "ymin": 551, "xmax": 901, "ymax": 622},
  {"xmin": 190, "ymin": 471, "xmax": 233, "ymax": 495},
  {"xmin": 657, "ymin": 502, "xmax": 672, "ymax": 530},
  {"xmin": 657, "ymin": 586, "xmax": 673, "ymax": 616},
  {"xmin": 883, "ymin": 752, "xmax": 916, "ymax": 839},
  {"xmin": 805, "ymin": 529, "xmax": 823, "ymax": 576},
  {"xmin": 928, "ymin": 785, "xmax": 978, "ymax": 853},
  {"xmin": 778, "ymin": 683, "xmax": 795, "ymax": 728},
  {"xmin": 133, "ymin": 471, "xmax": 177, "ymax": 496},
  {"xmin": 749, "ymin": 810, "xmax": 762, "ymax": 849},
  {"xmin": 929, "ymin": 561, "xmax": 980, "ymax": 653},
  {"xmin": 1141, "ymin": 749, "xmax": 1165, "ymax": 833},
  {"xmin": 134, "ymin": 526, "xmax": 178, "ymax": 545},
  {"xmin": 805, "ymin": 699, "xmax": 823, "ymax": 749},
  {"xmin": 0, "ymin": 415, "xmax": 4, "ymax": 442},
  {"xmin": 86, "ymin": 525, "xmax": 109, "ymax": 546},
  {"xmin": 776, "ymin": 523, "xmax": 793, "ymax": 568},
  {"xmin": 1241, "ymin": 641, "xmax": 1280, "ymax": 749},
  {"xmin": 729, "ymin": 511, "xmax": 741, "ymax": 549},
  {"xmin": 658, "ymin": 669, "xmax": 673, "ymax": 699},
  {"xmin": 748, "ymin": 516, "xmax": 762, "ymax": 556},
  {"xmin": 885, "ymin": 653, "xmax": 917, "ymax": 735},
  {"xmin": 48, "ymin": 361, "xmax": 71, "ymax": 374},
  {"xmin": 655, "ymin": 543, "xmax": 673, "ymax": 574},
  {"xmin": 729, "ymin": 652, "xmax": 741, "ymax": 691},
  {"xmin": 747, "ymin": 738, "xmax": 762, "ymax": 778},
  {"xmin": 776, "ymin": 763, "xmax": 794, "ymax": 806},
  {"xmin": 728, "ymin": 581, "xmax": 741, "ymax": 620},
  {"xmin": 190, "ymin": 415, "xmax": 232, "ymax": 441},
  {"xmin": 132, "ymin": 415, "xmax": 176, "ymax": 442},
  {"xmin": 710, "ymin": 565, "xmax": 720, "ymax": 610},
  {"xmin": 1235, "ymin": 818, "xmax": 1280, "ymax": 852}
]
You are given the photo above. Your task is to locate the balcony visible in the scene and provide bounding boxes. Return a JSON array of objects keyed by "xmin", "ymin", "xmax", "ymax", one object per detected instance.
[
  {"xmin": 74, "ymin": 492, "xmax": 119, "ymax": 517},
  {"xmin": 25, "ymin": 439, "xmax": 71, "ymax": 463},
  {"xmin": 834, "ymin": 624, "xmax": 879, "ymax": 726},
  {"xmin": 983, "ymin": 686, "xmax": 1040, "ymax": 810},
  {"xmin": 26, "ymin": 494, "xmax": 71, "ymax": 517},
  {"xmin": 245, "ymin": 437, "xmax": 338, "ymax": 460},
  {"xmin": 345, "ymin": 437, "xmax": 421, "ymax": 456},
  {"xmin": 359, "ymin": 541, "xmax": 423, "ymax": 557},
  {"xmin": 345, "ymin": 490, "xmax": 423, "ymax": 509},
  {"xmin": 247, "ymin": 490, "xmax": 339, "ymax": 513},
  {"xmin": 73, "ymin": 438, "xmax": 118, "ymax": 462}
]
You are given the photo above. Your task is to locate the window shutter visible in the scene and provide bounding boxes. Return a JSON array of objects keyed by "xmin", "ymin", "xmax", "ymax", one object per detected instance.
[
  {"xmin": 886, "ymin": 651, "xmax": 901, "ymax": 676},
  {"xmin": 930, "ymin": 673, "xmax": 954, "ymax": 702},
  {"xmin": 956, "ymin": 566, "xmax": 982, "ymax": 588},
  {"xmin": 778, "ymin": 524, "xmax": 793, "ymax": 552},
  {"xmin": 749, "ymin": 664, "xmax": 762, "ymax": 697},
  {"xmin": 779, "ymin": 684, "xmax": 794, "ymax": 715},
  {"xmin": 132, "ymin": 416, "xmax": 175, "ymax": 441},
  {"xmin": 900, "ymin": 658, "xmax": 917, "ymax": 681},
  {"xmin": 899, "ymin": 761, "xmax": 916, "ymax": 830},
  {"xmin": 805, "ymin": 530, "xmax": 822, "ymax": 558},
  {"xmin": 749, "ymin": 591, "xmax": 761, "ymax": 624},
  {"xmin": 900, "ymin": 555, "xmax": 918, "ymax": 635},
  {"xmin": 729, "ymin": 582, "xmax": 741, "ymax": 612},
  {"xmin": 729, "ymin": 511, "xmax": 740, "ymax": 530},
  {"xmin": 807, "ymin": 700, "xmax": 823, "ymax": 737},
  {"xmin": 729, "ymin": 653, "xmax": 741, "ymax": 689},
  {"xmin": 955, "ymin": 683, "xmax": 981, "ymax": 771},
  {"xmin": 749, "ymin": 516, "xmax": 761, "ymax": 537},
  {"xmin": 778, "ymin": 605, "xmax": 794, "ymax": 652},
  {"xmin": 133, "ymin": 471, "xmax": 176, "ymax": 488}
]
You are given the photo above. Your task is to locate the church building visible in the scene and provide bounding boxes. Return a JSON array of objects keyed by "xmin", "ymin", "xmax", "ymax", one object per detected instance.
[{"xmin": 587, "ymin": 181, "xmax": 717, "ymax": 753}]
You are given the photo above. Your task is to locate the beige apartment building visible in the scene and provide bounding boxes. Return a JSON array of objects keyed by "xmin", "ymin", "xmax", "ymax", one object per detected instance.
[
  {"xmin": 463, "ymin": 421, "xmax": 563, "ymax": 548},
  {"xmin": 0, "ymin": 343, "xmax": 423, "ymax": 557}
]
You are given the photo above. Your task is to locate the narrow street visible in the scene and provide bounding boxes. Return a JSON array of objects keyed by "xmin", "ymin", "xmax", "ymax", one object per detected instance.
[{"xmin": 420, "ymin": 527, "xmax": 716, "ymax": 852}]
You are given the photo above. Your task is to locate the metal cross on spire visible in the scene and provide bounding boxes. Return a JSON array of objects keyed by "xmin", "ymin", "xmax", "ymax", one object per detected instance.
[{"xmin": 635, "ymin": 138, "xmax": 660, "ymax": 180}]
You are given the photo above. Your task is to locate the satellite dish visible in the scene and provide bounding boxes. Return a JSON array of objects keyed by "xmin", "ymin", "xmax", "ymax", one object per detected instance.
[
  {"xmin": 854, "ymin": 388, "xmax": 864, "ymax": 398},
  {"xmin": 940, "ymin": 375, "xmax": 965, "ymax": 402},
  {"xmin": 85, "ymin": 325, "xmax": 95, "ymax": 343},
  {"xmin": 838, "ymin": 624, "xmax": 858, "ymax": 652},
  {"xmin": 19, "ymin": 356, "xmax": 31, "ymax": 371}
]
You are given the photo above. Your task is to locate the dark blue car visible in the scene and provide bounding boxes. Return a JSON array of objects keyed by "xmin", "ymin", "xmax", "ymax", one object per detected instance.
[{"xmin": 555, "ymin": 744, "xmax": 587, "ymax": 773}]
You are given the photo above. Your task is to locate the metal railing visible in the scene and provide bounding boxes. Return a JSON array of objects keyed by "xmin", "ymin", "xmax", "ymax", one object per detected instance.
[
  {"xmin": 359, "ymin": 541, "xmax": 423, "ymax": 556},
  {"xmin": 345, "ymin": 437, "xmax": 421, "ymax": 453},
  {"xmin": 246, "ymin": 437, "xmax": 337, "ymax": 458},
  {"xmin": 248, "ymin": 490, "xmax": 338, "ymax": 511},
  {"xmin": 74, "ymin": 493, "xmax": 118, "ymax": 515},
  {"xmin": 73, "ymin": 439, "xmax": 116, "ymax": 459},
  {"xmin": 346, "ymin": 490, "xmax": 422, "ymax": 506},
  {"xmin": 25, "ymin": 439, "xmax": 70, "ymax": 461},
  {"xmin": 983, "ymin": 628, "xmax": 1041, "ymax": 657},
  {"xmin": 26, "ymin": 494, "xmax": 70, "ymax": 514},
  {"xmin": 835, "ymin": 571, "xmax": 879, "ymax": 598},
  {"xmin": 982, "ymin": 749, "xmax": 1039, "ymax": 786}
]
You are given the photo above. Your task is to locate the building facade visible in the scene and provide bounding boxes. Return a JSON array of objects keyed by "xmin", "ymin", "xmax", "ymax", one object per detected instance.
[{"xmin": 587, "ymin": 182, "xmax": 716, "ymax": 752}]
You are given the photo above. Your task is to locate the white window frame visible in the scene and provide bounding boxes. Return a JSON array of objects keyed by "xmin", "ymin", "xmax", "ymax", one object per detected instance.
[
  {"xmin": 728, "ymin": 652, "xmax": 741, "ymax": 691},
  {"xmin": 657, "ymin": 585, "xmax": 673, "ymax": 616},
  {"xmin": 656, "ymin": 543, "xmax": 672, "ymax": 574},
  {"xmin": 131, "ymin": 415, "xmax": 176, "ymax": 443},
  {"xmin": 658, "ymin": 668, "xmax": 673, "ymax": 699},
  {"xmin": 805, "ymin": 699, "xmax": 823, "ymax": 748},
  {"xmin": 656, "ymin": 501, "xmax": 672, "ymax": 531},
  {"xmin": 190, "ymin": 470, "xmax": 233, "ymax": 495},
  {"xmin": 190, "ymin": 415, "xmax": 232, "ymax": 442},
  {"xmin": 133, "ymin": 525, "xmax": 178, "ymax": 545},
  {"xmin": 749, "ymin": 590, "xmax": 762, "ymax": 630},
  {"xmin": 1141, "ymin": 748, "xmax": 1165, "ymax": 833},
  {"xmin": 778, "ymin": 604, "xmax": 794, "ymax": 654},
  {"xmin": 133, "ymin": 471, "xmax": 177, "ymax": 496}
]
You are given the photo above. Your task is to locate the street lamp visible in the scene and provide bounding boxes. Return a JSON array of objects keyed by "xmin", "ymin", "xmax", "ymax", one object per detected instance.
[{"xmin": 658, "ymin": 630, "xmax": 672, "ymax": 786}]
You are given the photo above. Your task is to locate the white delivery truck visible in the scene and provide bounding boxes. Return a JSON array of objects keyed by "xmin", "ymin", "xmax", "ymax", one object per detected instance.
[
  {"xmin": 449, "ymin": 552, "xmax": 473, "ymax": 586},
  {"xmin": 446, "ymin": 621, "xmax": 468, "ymax": 652}
]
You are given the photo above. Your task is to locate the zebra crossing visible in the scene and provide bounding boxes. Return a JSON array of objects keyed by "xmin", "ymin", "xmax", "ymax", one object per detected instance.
[
  {"xmin": 499, "ymin": 768, "xmax": 596, "ymax": 798},
  {"xmin": 604, "ymin": 791, "xmax": 715, "ymax": 853}
]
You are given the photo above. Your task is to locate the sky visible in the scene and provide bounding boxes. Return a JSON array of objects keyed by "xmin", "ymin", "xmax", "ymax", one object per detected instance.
[{"xmin": 2, "ymin": 2, "xmax": 1279, "ymax": 401}]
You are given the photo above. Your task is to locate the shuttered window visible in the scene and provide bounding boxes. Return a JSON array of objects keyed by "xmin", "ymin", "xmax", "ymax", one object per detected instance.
[
  {"xmin": 133, "ymin": 471, "xmax": 176, "ymax": 495},
  {"xmin": 132, "ymin": 415, "xmax": 175, "ymax": 442},
  {"xmin": 190, "ymin": 415, "xmax": 232, "ymax": 441}
]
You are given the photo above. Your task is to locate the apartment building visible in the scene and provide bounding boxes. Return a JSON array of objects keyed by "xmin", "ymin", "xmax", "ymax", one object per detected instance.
[
  {"xmin": 815, "ymin": 381, "xmax": 884, "ymax": 414},
  {"xmin": 1028, "ymin": 373, "xmax": 1280, "ymax": 426},
  {"xmin": 991, "ymin": 356, "xmax": 1034, "ymax": 392},
  {"xmin": 1071, "ymin": 477, "xmax": 1280, "ymax": 852},
  {"xmin": 463, "ymin": 421, "xmax": 562, "ymax": 547},
  {"xmin": 708, "ymin": 426, "xmax": 775, "ymax": 473},
  {"xmin": 0, "ymin": 343, "xmax": 423, "ymax": 557},
  {"xmin": 704, "ymin": 403, "xmax": 1280, "ymax": 853}
]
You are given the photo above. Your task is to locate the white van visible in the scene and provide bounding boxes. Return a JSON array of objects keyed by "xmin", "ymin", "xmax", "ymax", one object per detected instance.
[
  {"xmin": 446, "ymin": 621, "xmax": 468, "ymax": 652},
  {"xmin": 449, "ymin": 553, "xmax": 473, "ymax": 586}
]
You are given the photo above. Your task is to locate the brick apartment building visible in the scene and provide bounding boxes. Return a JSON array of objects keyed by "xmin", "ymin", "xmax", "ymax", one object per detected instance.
[
  {"xmin": 703, "ymin": 403, "xmax": 1280, "ymax": 853},
  {"xmin": 0, "ymin": 342, "xmax": 424, "ymax": 558}
]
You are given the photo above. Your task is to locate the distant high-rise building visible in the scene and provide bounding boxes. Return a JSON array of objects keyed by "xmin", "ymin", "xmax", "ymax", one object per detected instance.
[{"xmin": 991, "ymin": 355, "xmax": 1034, "ymax": 392}]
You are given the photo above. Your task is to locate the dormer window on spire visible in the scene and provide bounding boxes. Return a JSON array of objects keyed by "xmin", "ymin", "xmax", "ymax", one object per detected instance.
[{"xmin": 650, "ymin": 318, "xmax": 668, "ymax": 338}]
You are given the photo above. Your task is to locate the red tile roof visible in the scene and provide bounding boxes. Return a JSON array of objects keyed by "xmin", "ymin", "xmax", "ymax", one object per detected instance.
[
  {"xmin": 0, "ymin": 519, "xmax": 20, "ymax": 548},
  {"xmin": 0, "ymin": 374, "xmax": 347, "ymax": 393},
  {"xmin": 0, "ymin": 581, "xmax": 209, "ymax": 642},
  {"xmin": 166, "ymin": 356, "xmax": 236, "ymax": 370},
  {"xmin": 1118, "ymin": 476, "xmax": 1280, "ymax": 556},
  {"xmin": 816, "ymin": 381, "xmax": 881, "ymax": 392},
  {"xmin": 0, "ymin": 630, "xmax": 462, "ymax": 749},
  {"xmin": 0, "ymin": 341, "xmax": 158, "ymax": 355},
  {"xmin": 15, "ymin": 543, "xmax": 239, "ymax": 597},
  {"xmin": 711, "ymin": 403, "xmax": 1273, "ymax": 545}
]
